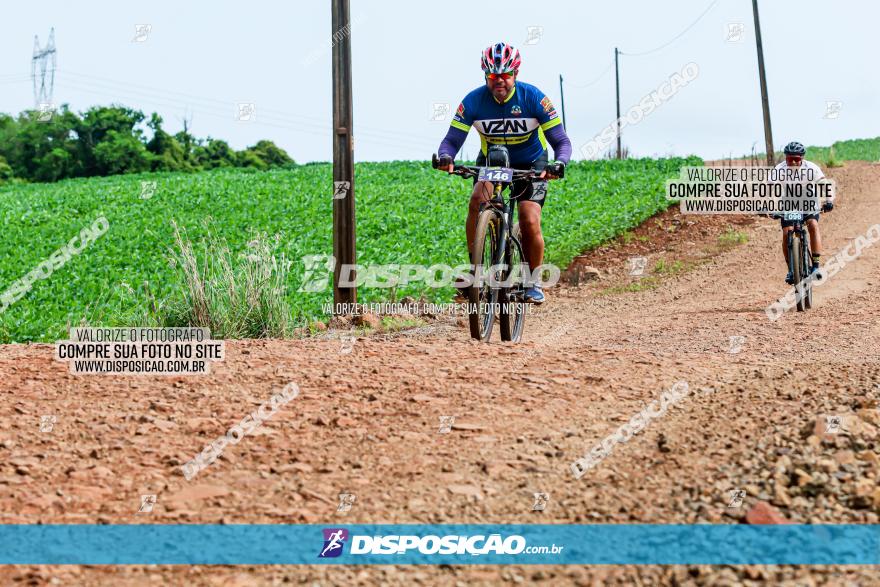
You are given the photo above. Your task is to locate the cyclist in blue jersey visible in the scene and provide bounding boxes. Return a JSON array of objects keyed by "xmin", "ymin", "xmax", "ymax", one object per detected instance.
[{"xmin": 435, "ymin": 42, "xmax": 572, "ymax": 304}]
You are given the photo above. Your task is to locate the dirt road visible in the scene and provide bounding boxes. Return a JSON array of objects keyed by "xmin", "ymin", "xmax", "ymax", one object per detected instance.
[{"xmin": 2, "ymin": 162, "xmax": 879, "ymax": 585}]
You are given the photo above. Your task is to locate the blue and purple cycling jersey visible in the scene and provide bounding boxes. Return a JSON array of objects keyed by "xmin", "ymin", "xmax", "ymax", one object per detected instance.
[{"xmin": 438, "ymin": 81, "xmax": 571, "ymax": 166}]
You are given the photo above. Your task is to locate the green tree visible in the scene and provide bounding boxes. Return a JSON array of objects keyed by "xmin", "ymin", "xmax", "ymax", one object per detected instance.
[
  {"xmin": 236, "ymin": 149, "xmax": 269, "ymax": 170},
  {"xmin": 93, "ymin": 130, "xmax": 151, "ymax": 175},
  {"xmin": 239, "ymin": 140, "xmax": 294, "ymax": 168},
  {"xmin": 75, "ymin": 105, "xmax": 147, "ymax": 176},
  {"xmin": 146, "ymin": 113, "xmax": 190, "ymax": 172},
  {"xmin": 0, "ymin": 155, "xmax": 14, "ymax": 184},
  {"xmin": 194, "ymin": 137, "xmax": 238, "ymax": 169},
  {"xmin": 0, "ymin": 103, "xmax": 295, "ymax": 183},
  {"xmin": 5, "ymin": 106, "xmax": 81, "ymax": 181}
]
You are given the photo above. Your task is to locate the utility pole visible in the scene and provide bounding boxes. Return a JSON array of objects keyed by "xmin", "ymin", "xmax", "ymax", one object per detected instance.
[
  {"xmin": 752, "ymin": 0, "xmax": 775, "ymax": 166},
  {"xmin": 178, "ymin": 109, "xmax": 193, "ymax": 164},
  {"xmin": 614, "ymin": 47, "xmax": 622, "ymax": 159},
  {"xmin": 558, "ymin": 74, "xmax": 567, "ymax": 129},
  {"xmin": 331, "ymin": 0, "xmax": 356, "ymax": 308}
]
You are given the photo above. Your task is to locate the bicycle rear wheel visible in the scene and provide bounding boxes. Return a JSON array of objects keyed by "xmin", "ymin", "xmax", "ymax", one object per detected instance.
[
  {"xmin": 790, "ymin": 233, "xmax": 806, "ymax": 312},
  {"xmin": 468, "ymin": 209, "xmax": 500, "ymax": 341},
  {"xmin": 500, "ymin": 223, "xmax": 527, "ymax": 342}
]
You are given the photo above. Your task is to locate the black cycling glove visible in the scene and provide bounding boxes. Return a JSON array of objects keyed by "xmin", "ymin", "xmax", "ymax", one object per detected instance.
[{"xmin": 545, "ymin": 162, "xmax": 565, "ymax": 179}]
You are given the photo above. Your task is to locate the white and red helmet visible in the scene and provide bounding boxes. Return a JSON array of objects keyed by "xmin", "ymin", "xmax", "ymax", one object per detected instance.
[{"xmin": 481, "ymin": 42, "xmax": 521, "ymax": 74}]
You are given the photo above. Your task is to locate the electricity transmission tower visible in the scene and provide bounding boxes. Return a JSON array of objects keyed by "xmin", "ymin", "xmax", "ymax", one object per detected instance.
[{"xmin": 32, "ymin": 28, "xmax": 57, "ymax": 107}]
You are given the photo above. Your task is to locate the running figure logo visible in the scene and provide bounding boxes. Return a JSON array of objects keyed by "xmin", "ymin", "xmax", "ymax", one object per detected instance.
[
  {"xmin": 727, "ymin": 488, "xmax": 746, "ymax": 508},
  {"xmin": 318, "ymin": 528, "xmax": 349, "ymax": 558},
  {"xmin": 628, "ymin": 256, "xmax": 648, "ymax": 277},
  {"xmin": 333, "ymin": 181, "xmax": 350, "ymax": 200}
]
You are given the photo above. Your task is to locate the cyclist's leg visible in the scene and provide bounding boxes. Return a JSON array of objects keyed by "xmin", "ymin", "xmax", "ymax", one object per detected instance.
[
  {"xmin": 805, "ymin": 216, "xmax": 821, "ymax": 267},
  {"xmin": 518, "ymin": 201, "xmax": 544, "ymax": 271},
  {"xmin": 457, "ymin": 180, "xmax": 493, "ymax": 302},
  {"xmin": 513, "ymin": 151, "xmax": 548, "ymax": 271},
  {"xmin": 518, "ymin": 199, "xmax": 545, "ymax": 302},
  {"xmin": 467, "ymin": 152, "xmax": 493, "ymax": 255}
]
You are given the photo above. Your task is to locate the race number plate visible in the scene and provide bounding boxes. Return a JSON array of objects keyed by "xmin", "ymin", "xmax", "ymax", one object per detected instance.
[
  {"xmin": 783, "ymin": 211, "xmax": 803, "ymax": 221},
  {"xmin": 478, "ymin": 167, "xmax": 513, "ymax": 183}
]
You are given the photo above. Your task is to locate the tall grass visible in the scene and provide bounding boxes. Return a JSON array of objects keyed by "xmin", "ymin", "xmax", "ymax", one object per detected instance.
[{"xmin": 158, "ymin": 222, "xmax": 295, "ymax": 338}]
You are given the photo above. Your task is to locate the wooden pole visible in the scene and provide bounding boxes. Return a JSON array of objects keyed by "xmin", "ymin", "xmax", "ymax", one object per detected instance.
[
  {"xmin": 559, "ymin": 74, "xmax": 567, "ymax": 129},
  {"xmin": 331, "ymin": 0, "xmax": 356, "ymax": 308},
  {"xmin": 614, "ymin": 47, "xmax": 622, "ymax": 159},
  {"xmin": 752, "ymin": 0, "xmax": 775, "ymax": 166}
]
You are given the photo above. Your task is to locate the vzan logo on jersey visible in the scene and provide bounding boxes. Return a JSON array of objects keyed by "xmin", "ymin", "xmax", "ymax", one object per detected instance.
[{"xmin": 476, "ymin": 118, "xmax": 539, "ymax": 135}]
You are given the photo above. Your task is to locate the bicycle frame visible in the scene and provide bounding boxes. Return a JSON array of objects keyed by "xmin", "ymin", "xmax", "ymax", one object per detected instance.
[
  {"xmin": 785, "ymin": 217, "xmax": 811, "ymax": 275},
  {"xmin": 783, "ymin": 214, "xmax": 815, "ymax": 311},
  {"xmin": 485, "ymin": 181, "xmax": 514, "ymax": 286},
  {"xmin": 454, "ymin": 166, "xmax": 538, "ymax": 291}
]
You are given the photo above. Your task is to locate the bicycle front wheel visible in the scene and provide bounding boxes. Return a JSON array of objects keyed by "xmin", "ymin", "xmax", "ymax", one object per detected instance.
[
  {"xmin": 802, "ymin": 236, "xmax": 813, "ymax": 310},
  {"xmin": 790, "ymin": 233, "xmax": 806, "ymax": 312},
  {"xmin": 468, "ymin": 209, "xmax": 500, "ymax": 341}
]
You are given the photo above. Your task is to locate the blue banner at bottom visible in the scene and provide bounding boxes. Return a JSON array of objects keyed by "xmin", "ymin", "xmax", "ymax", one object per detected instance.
[{"xmin": 1, "ymin": 524, "xmax": 878, "ymax": 565}]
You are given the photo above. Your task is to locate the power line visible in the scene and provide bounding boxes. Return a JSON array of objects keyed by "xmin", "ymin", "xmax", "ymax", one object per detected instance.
[
  {"xmin": 58, "ymin": 69, "xmax": 440, "ymax": 150},
  {"xmin": 56, "ymin": 69, "xmax": 439, "ymax": 147},
  {"xmin": 52, "ymin": 77, "xmax": 439, "ymax": 153},
  {"xmin": 566, "ymin": 59, "xmax": 614, "ymax": 89},
  {"xmin": 619, "ymin": 0, "xmax": 720, "ymax": 57},
  {"xmin": 0, "ymin": 77, "xmax": 32, "ymax": 86}
]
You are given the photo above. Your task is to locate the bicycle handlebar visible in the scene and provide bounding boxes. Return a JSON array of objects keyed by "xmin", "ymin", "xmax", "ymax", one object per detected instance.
[{"xmin": 431, "ymin": 153, "xmax": 555, "ymax": 181}]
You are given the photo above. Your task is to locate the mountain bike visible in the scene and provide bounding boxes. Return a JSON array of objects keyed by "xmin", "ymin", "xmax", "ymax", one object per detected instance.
[
  {"xmin": 432, "ymin": 147, "xmax": 551, "ymax": 342},
  {"xmin": 778, "ymin": 211, "xmax": 815, "ymax": 312}
]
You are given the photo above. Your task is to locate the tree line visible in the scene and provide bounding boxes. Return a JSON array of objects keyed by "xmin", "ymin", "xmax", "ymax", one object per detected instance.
[{"xmin": 0, "ymin": 104, "xmax": 295, "ymax": 184}]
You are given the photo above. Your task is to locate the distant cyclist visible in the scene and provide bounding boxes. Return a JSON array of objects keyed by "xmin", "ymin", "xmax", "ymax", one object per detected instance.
[
  {"xmin": 435, "ymin": 41, "xmax": 572, "ymax": 304},
  {"xmin": 775, "ymin": 141, "xmax": 834, "ymax": 284}
]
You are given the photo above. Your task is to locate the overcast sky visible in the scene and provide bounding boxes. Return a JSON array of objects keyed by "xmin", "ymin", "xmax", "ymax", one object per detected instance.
[{"xmin": 1, "ymin": 0, "xmax": 877, "ymax": 163}]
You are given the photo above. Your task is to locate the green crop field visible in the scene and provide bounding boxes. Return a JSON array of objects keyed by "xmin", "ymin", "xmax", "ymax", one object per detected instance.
[
  {"xmin": 0, "ymin": 157, "xmax": 699, "ymax": 343},
  {"xmin": 747, "ymin": 137, "xmax": 880, "ymax": 167},
  {"xmin": 806, "ymin": 137, "xmax": 880, "ymax": 166}
]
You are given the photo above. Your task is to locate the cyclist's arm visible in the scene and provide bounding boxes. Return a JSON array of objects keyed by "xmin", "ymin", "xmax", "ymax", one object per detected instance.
[
  {"xmin": 812, "ymin": 164, "xmax": 834, "ymax": 204},
  {"xmin": 798, "ymin": 162, "xmax": 834, "ymax": 209},
  {"xmin": 437, "ymin": 100, "xmax": 473, "ymax": 171},
  {"xmin": 532, "ymin": 90, "xmax": 570, "ymax": 166},
  {"xmin": 437, "ymin": 125, "xmax": 468, "ymax": 161},
  {"xmin": 544, "ymin": 124, "xmax": 571, "ymax": 165},
  {"xmin": 818, "ymin": 177, "xmax": 835, "ymax": 211}
]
